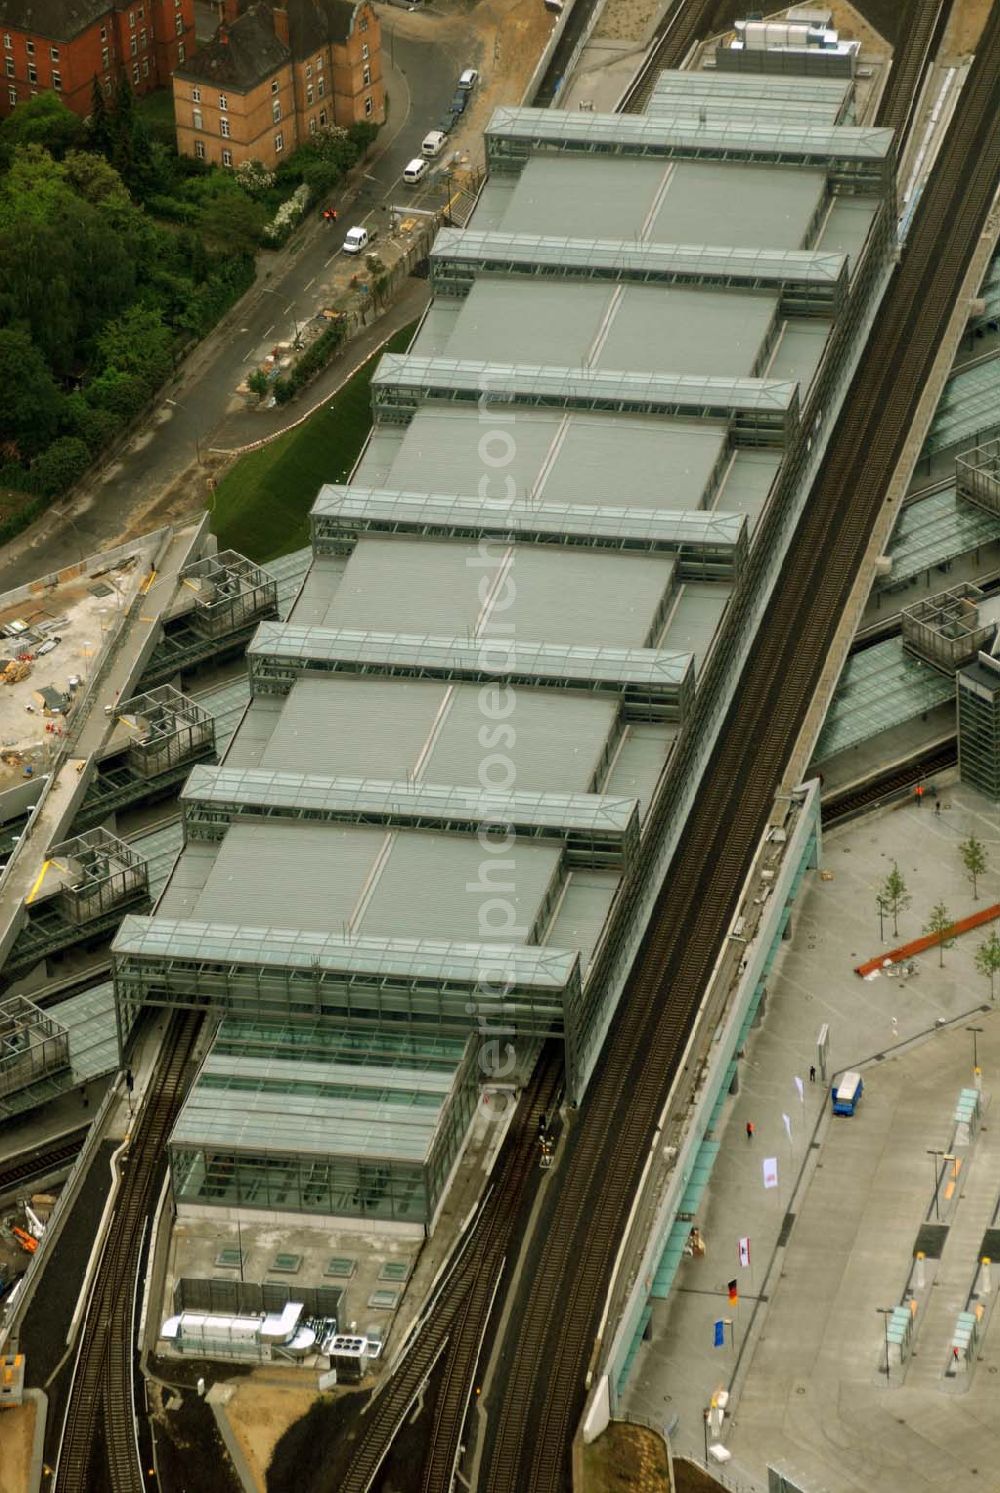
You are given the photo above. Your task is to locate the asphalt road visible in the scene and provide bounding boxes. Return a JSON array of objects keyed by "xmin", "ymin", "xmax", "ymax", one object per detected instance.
[{"xmin": 2, "ymin": 22, "xmax": 462, "ymax": 590}]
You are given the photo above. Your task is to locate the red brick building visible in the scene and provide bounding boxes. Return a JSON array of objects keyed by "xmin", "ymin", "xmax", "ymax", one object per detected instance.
[
  {"xmin": 173, "ymin": 0, "xmax": 383, "ymax": 171},
  {"xmin": 0, "ymin": 0, "xmax": 195, "ymax": 120}
]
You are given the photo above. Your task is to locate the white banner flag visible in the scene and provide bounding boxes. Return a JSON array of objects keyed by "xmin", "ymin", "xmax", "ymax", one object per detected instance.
[
  {"xmin": 794, "ymin": 1075, "xmax": 804, "ymax": 1102},
  {"xmin": 763, "ymin": 1156, "xmax": 779, "ymax": 1190},
  {"xmin": 782, "ymin": 1112, "xmax": 792, "ymax": 1142},
  {"xmin": 738, "ymin": 1236, "xmax": 751, "ymax": 1268}
]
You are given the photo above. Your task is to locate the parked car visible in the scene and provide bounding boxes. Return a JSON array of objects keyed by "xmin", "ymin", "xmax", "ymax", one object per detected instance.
[
  {"xmin": 458, "ymin": 67, "xmax": 478, "ymax": 90},
  {"xmin": 450, "ymin": 91, "xmax": 468, "ymax": 116},
  {"xmin": 403, "ymin": 157, "xmax": 429, "ymax": 185},
  {"xmin": 422, "ymin": 130, "xmax": 447, "ymax": 159},
  {"xmin": 342, "ymin": 225, "xmax": 375, "ymax": 254},
  {"xmin": 437, "ymin": 115, "xmax": 454, "ymax": 137}
]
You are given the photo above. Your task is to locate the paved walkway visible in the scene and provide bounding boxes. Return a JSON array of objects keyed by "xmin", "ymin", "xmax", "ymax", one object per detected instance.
[{"xmin": 623, "ymin": 778, "xmax": 1000, "ymax": 1492}]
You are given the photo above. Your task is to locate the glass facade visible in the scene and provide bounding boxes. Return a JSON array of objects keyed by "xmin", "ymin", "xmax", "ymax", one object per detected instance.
[
  {"xmin": 168, "ymin": 1022, "xmax": 479, "ymax": 1226},
  {"xmin": 958, "ymin": 660, "xmax": 1000, "ymax": 799}
]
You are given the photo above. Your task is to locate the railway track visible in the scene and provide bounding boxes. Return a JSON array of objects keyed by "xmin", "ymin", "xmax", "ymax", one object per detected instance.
[
  {"xmin": 821, "ymin": 739, "xmax": 957, "ymax": 826},
  {"xmin": 618, "ymin": 0, "xmax": 721, "ymax": 114},
  {"xmin": 0, "ymin": 1128, "xmax": 88, "ymax": 1202},
  {"xmin": 875, "ymin": 0, "xmax": 950, "ymax": 140},
  {"xmin": 54, "ymin": 1012, "xmax": 199, "ymax": 1493},
  {"xmin": 335, "ymin": 1050, "xmax": 562, "ymax": 1493},
  {"xmin": 475, "ymin": 12, "xmax": 1000, "ymax": 1493}
]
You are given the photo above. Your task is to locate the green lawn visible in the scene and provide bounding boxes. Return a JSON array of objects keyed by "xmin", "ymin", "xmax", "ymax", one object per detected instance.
[{"xmin": 210, "ymin": 322, "xmax": 415, "ymax": 562}]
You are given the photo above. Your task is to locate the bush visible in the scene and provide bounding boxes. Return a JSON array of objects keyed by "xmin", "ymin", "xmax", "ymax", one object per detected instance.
[
  {"xmin": 178, "ymin": 253, "xmax": 255, "ymax": 337},
  {"xmin": 270, "ymin": 319, "xmax": 347, "ymax": 402},
  {"xmin": 235, "ymin": 159, "xmax": 276, "ymax": 197},
  {"xmin": 263, "ymin": 183, "xmax": 310, "ymax": 244},
  {"xmin": 84, "ymin": 367, "xmax": 152, "ymax": 421},
  {"xmin": 145, "ymin": 192, "xmax": 201, "ymax": 224},
  {"xmin": 64, "ymin": 393, "xmax": 123, "ymax": 453},
  {"xmin": 30, "ymin": 435, "xmax": 91, "ymax": 497}
]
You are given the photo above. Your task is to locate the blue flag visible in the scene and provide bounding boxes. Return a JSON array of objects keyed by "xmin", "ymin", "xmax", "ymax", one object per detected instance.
[{"xmin": 713, "ymin": 1319, "xmax": 725, "ymax": 1348}]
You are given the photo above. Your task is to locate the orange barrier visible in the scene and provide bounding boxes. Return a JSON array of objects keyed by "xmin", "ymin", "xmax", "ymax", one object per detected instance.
[{"xmin": 855, "ymin": 901, "xmax": 1000, "ymax": 977}]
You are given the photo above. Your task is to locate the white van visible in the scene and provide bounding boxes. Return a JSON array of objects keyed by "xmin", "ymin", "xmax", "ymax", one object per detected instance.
[
  {"xmin": 403, "ymin": 157, "xmax": 428, "ymax": 185},
  {"xmin": 421, "ymin": 130, "xmax": 447, "ymax": 159},
  {"xmin": 458, "ymin": 68, "xmax": 478, "ymax": 90},
  {"xmin": 342, "ymin": 226, "xmax": 371, "ymax": 254}
]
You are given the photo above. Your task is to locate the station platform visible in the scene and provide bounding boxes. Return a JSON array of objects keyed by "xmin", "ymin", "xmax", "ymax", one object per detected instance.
[{"xmin": 623, "ymin": 779, "xmax": 1000, "ymax": 1491}]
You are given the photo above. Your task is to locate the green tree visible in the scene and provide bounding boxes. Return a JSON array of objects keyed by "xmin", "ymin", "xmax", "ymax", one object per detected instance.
[
  {"xmin": 959, "ymin": 834, "xmax": 988, "ymax": 899},
  {"xmin": 0, "ymin": 329, "xmax": 64, "ymax": 458},
  {"xmin": 878, "ymin": 861, "xmax": 912, "ymax": 938},
  {"xmin": 0, "ymin": 91, "xmax": 83, "ymax": 157},
  {"xmin": 924, "ymin": 901, "xmax": 956, "ymax": 968},
  {"xmin": 975, "ymin": 929, "xmax": 1000, "ymax": 1002},
  {"xmin": 198, "ymin": 192, "xmax": 266, "ymax": 255},
  {"xmin": 246, "ymin": 367, "xmax": 270, "ymax": 403},
  {"xmin": 30, "ymin": 435, "xmax": 91, "ymax": 497},
  {"xmin": 62, "ymin": 148, "xmax": 133, "ymax": 211},
  {"xmin": 96, "ymin": 305, "xmax": 174, "ymax": 388},
  {"xmin": 108, "ymin": 73, "xmax": 155, "ymax": 196},
  {"xmin": 87, "ymin": 75, "xmax": 113, "ymax": 157}
]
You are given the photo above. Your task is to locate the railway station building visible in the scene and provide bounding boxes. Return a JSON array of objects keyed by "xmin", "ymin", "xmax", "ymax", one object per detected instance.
[{"xmin": 113, "ymin": 75, "xmax": 897, "ymax": 1238}]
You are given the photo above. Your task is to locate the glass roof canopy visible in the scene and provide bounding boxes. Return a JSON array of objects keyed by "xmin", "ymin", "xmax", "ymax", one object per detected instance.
[
  {"xmin": 484, "ymin": 107, "xmax": 895, "ymax": 195},
  {"xmin": 923, "ymin": 358, "xmax": 1000, "ymax": 459},
  {"xmin": 310, "ymin": 484, "xmax": 748, "ymax": 576},
  {"xmin": 812, "ymin": 640, "xmax": 956, "ymax": 763},
  {"xmin": 113, "ymin": 915, "xmax": 581, "ymax": 992},
  {"xmin": 371, "ymin": 356, "xmax": 800, "ymax": 445},
  {"xmin": 247, "ymin": 622, "xmax": 694, "ymax": 718},
  {"xmin": 429, "ymin": 229, "xmax": 848, "ymax": 316},
  {"xmin": 182, "ymin": 765, "xmax": 639, "ymax": 836},
  {"xmin": 879, "ymin": 488, "xmax": 1000, "ymax": 592}
]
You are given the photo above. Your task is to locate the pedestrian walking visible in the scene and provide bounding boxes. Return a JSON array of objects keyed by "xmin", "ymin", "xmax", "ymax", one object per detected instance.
[
  {"xmin": 809, "ymin": 1065, "xmax": 816, "ymax": 1083},
  {"xmin": 935, "ymin": 800, "xmax": 941, "ymax": 817},
  {"xmin": 746, "ymin": 1121, "xmax": 755, "ymax": 1141}
]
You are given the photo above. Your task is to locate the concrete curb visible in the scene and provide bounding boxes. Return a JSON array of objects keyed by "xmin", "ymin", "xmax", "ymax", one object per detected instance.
[
  {"xmin": 25, "ymin": 1385, "xmax": 48, "ymax": 1493},
  {"xmin": 206, "ymin": 1383, "xmax": 261, "ymax": 1493}
]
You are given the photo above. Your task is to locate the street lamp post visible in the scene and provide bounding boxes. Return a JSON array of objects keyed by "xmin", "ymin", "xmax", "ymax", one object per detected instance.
[
  {"xmin": 876, "ymin": 1307, "xmax": 893, "ymax": 1381},
  {"xmin": 967, "ymin": 1025, "xmax": 984, "ymax": 1076},
  {"xmin": 877, "ymin": 896, "xmax": 886, "ymax": 942},
  {"xmin": 703, "ymin": 1406, "xmax": 710, "ymax": 1464},
  {"xmin": 927, "ymin": 1148, "xmax": 944, "ymax": 1221}
]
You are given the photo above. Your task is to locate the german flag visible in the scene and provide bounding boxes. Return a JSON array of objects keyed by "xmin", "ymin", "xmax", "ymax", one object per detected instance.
[{"xmin": 727, "ymin": 1279, "xmax": 738, "ymax": 1306}]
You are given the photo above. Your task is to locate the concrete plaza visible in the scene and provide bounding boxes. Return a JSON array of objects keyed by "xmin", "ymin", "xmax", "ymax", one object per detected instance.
[{"xmin": 623, "ymin": 776, "xmax": 1000, "ymax": 1492}]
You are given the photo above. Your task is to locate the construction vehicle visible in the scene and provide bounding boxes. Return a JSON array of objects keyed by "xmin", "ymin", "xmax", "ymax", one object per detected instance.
[{"xmin": 10, "ymin": 1225, "xmax": 37, "ymax": 1254}]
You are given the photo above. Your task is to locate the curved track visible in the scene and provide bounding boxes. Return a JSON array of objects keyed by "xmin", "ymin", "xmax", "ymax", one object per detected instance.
[
  {"xmin": 478, "ymin": 13, "xmax": 1000, "ymax": 1493},
  {"xmin": 54, "ymin": 1012, "xmax": 199, "ymax": 1493},
  {"xmin": 0, "ymin": 1129, "xmax": 88, "ymax": 1202},
  {"xmin": 334, "ymin": 1050, "xmax": 561, "ymax": 1493}
]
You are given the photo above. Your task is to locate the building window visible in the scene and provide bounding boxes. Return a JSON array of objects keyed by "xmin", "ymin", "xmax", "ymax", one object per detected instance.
[
  {"xmin": 360, "ymin": 13, "xmax": 367, "ymax": 29},
  {"xmin": 100, "ymin": 24, "xmax": 107, "ymax": 39},
  {"xmin": 305, "ymin": 62, "xmax": 311, "ymax": 78},
  {"xmin": 363, "ymin": 64, "xmax": 370, "ymax": 85},
  {"xmin": 131, "ymin": 61, "xmax": 139, "ymax": 82},
  {"xmin": 129, "ymin": 9, "xmax": 135, "ymax": 25},
  {"xmin": 177, "ymin": 40, "xmax": 185, "ymax": 60},
  {"xmin": 140, "ymin": 28, "xmax": 147, "ymax": 48},
  {"xmin": 191, "ymin": 85, "xmax": 200, "ymax": 101},
  {"xmin": 274, "ymin": 130, "xmax": 283, "ymax": 152},
  {"xmin": 103, "ymin": 77, "xmax": 112, "ymax": 94},
  {"xmin": 27, "ymin": 64, "xmax": 37, "ymax": 83},
  {"xmin": 271, "ymin": 77, "xmax": 278, "ymax": 93},
  {"xmin": 49, "ymin": 45, "xmax": 59, "ymax": 60},
  {"xmin": 7, "ymin": 84, "xmax": 15, "ymax": 104},
  {"xmin": 175, "ymin": 14, "xmax": 183, "ymax": 33},
  {"xmin": 309, "ymin": 116, "xmax": 316, "ymax": 133},
  {"xmin": 316, "ymin": 53, "xmax": 322, "ymax": 69},
  {"xmin": 2, "ymin": 33, "xmax": 10, "ymax": 49},
  {"xmin": 272, "ymin": 98, "xmax": 280, "ymax": 122},
  {"xmin": 138, "ymin": 5, "xmax": 144, "ymax": 17},
  {"xmin": 25, "ymin": 39, "xmax": 34, "ymax": 54},
  {"xmin": 220, "ymin": 117, "xmax": 230, "ymax": 136},
  {"xmin": 222, "ymin": 147, "xmax": 232, "ymax": 166},
  {"xmin": 361, "ymin": 42, "xmax": 368, "ymax": 60},
  {"xmin": 365, "ymin": 94, "xmax": 372, "ymax": 115},
  {"xmin": 4, "ymin": 58, "xmax": 12, "ymax": 77},
  {"xmin": 195, "ymin": 139, "xmax": 205, "ymax": 159},
  {"xmin": 318, "ymin": 108, "xmax": 326, "ymax": 126},
  {"xmin": 317, "ymin": 76, "xmax": 324, "ymax": 97},
  {"xmin": 130, "ymin": 35, "xmax": 137, "ymax": 54},
  {"xmin": 218, "ymin": 92, "xmax": 227, "ymax": 110},
  {"xmin": 306, "ymin": 83, "xmax": 313, "ymax": 104},
  {"xmin": 192, "ymin": 106, "xmax": 202, "ymax": 129},
  {"xmin": 141, "ymin": 57, "xmax": 148, "ymax": 76},
  {"xmin": 102, "ymin": 45, "xmax": 110, "ymax": 68},
  {"xmin": 52, "ymin": 69, "xmax": 61, "ymax": 89}
]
